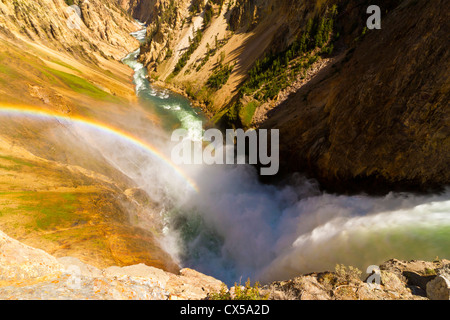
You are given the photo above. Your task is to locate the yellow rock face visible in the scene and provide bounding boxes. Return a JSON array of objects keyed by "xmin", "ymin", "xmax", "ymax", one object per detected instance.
[{"xmin": 0, "ymin": 0, "xmax": 179, "ymax": 275}]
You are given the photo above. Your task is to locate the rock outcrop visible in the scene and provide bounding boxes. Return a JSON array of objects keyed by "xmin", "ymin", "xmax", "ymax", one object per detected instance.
[
  {"xmin": 0, "ymin": 231, "xmax": 224, "ymax": 300},
  {"xmin": 118, "ymin": 0, "xmax": 162, "ymax": 24},
  {"xmin": 262, "ymin": 259, "xmax": 450, "ymax": 300},
  {"xmin": 137, "ymin": 0, "xmax": 190, "ymax": 72},
  {"xmin": 1, "ymin": 232, "xmax": 448, "ymax": 300},
  {"xmin": 426, "ymin": 267, "xmax": 450, "ymax": 300},
  {"xmin": 0, "ymin": 0, "xmax": 178, "ymax": 277},
  {"xmin": 0, "ymin": 230, "xmax": 63, "ymax": 286},
  {"xmin": 0, "ymin": 0, "xmax": 140, "ymax": 60}
]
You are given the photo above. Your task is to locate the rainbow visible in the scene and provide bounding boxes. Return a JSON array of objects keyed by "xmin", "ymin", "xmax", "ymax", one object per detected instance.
[{"xmin": 0, "ymin": 103, "xmax": 199, "ymax": 192}]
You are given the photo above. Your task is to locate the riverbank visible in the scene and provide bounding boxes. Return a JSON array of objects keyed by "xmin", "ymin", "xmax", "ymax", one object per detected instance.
[{"xmin": 149, "ymin": 78, "xmax": 216, "ymax": 120}]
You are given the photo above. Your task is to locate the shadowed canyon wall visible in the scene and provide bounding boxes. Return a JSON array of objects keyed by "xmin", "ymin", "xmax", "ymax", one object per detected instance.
[{"xmin": 133, "ymin": 0, "xmax": 449, "ymax": 192}]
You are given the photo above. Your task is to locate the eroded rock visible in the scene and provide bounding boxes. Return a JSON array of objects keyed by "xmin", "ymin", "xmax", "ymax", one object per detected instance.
[
  {"xmin": 0, "ymin": 230, "xmax": 62, "ymax": 284},
  {"xmin": 427, "ymin": 267, "xmax": 450, "ymax": 301},
  {"xmin": 0, "ymin": 230, "xmax": 224, "ymax": 300}
]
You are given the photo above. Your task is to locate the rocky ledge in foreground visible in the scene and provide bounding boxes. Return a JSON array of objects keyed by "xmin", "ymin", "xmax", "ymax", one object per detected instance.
[
  {"xmin": 1, "ymin": 230, "xmax": 449, "ymax": 300},
  {"xmin": 263, "ymin": 259, "xmax": 450, "ymax": 301},
  {"xmin": 0, "ymin": 230, "xmax": 223, "ymax": 300}
]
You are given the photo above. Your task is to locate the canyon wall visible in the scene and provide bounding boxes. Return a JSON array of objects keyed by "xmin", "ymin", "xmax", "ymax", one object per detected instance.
[
  {"xmin": 136, "ymin": 0, "xmax": 449, "ymax": 192},
  {"xmin": 0, "ymin": 0, "xmax": 140, "ymax": 61},
  {"xmin": 0, "ymin": 0, "xmax": 180, "ymax": 273},
  {"xmin": 118, "ymin": 0, "xmax": 162, "ymax": 24},
  {"xmin": 262, "ymin": 0, "xmax": 450, "ymax": 192}
]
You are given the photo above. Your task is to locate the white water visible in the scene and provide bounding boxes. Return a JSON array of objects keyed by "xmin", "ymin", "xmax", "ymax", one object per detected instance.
[
  {"xmin": 111, "ymin": 23, "xmax": 450, "ymax": 285},
  {"xmin": 167, "ymin": 166, "xmax": 450, "ymax": 284}
]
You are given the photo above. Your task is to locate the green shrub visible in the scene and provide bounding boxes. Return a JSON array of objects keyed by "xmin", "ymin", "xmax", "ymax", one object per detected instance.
[
  {"xmin": 335, "ymin": 264, "xmax": 362, "ymax": 285},
  {"xmin": 206, "ymin": 63, "xmax": 234, "ymax": 90},
  {"xmin": 239, "ymin": 101, "xmax": 259, "ymax": 127},
  {"xmin": 209, "ymin": 279, "xmax": 269, "ymax": 300}
]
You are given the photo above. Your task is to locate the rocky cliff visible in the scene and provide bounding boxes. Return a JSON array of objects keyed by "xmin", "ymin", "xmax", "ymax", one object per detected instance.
[
  {"xmin": 261, "ymin": 0, "xmax": 450, "ymax": 192},
  {"xmin": 0, "ymin": 0, "xmax": 140, "ymax": 61},
  {"xmin": 0, "ymin": 0, "xmax": 179, "ymax": 275},
  {"xmin": 118, "ymin": 0, "xmax": 163, "ymax": 24},
  {"xmin": 136, "ymin": 0, "xmax": 449, "ymax": 192}
]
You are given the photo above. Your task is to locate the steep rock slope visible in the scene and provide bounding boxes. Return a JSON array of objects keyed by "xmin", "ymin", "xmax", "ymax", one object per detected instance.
[
  {"xmin": 135, "ymin": 0, "xmax": 449, "ymax": 192},
  {"xmin": 0, "ymin": 0, "xmax": 140, "ymax": 60},
  {"xmin": 262, "ymin": 0, "xmax": 450, "ymax": 192},
  {"xmin": 118, "ymin": 0, "xmax": 162, "ymax": 24},
  {"xmin": 0, "ymin": 0, "xmax": 179, "ymax": 273}
]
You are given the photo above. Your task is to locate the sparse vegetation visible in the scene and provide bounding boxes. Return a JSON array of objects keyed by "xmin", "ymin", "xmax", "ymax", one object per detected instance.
[
  {"xmin": 334, "ymin": 264, "xmax": 363, "ymax": 285},
  {"xmin": 196, "ymin": 35, "xmax": 230, "ymax": 72},
  {"xmin": 425, "ymin": 268, "xmax": 437, "ymax": 275},
  {"xmin": 209, "ymin": 279, "xmax": 269, "ymax": 300},
  {"xmin": 189, "ymin": 0, "xmax": 205, "ymax": 16},
  {"xmin": 206, "ymin": 63, "xmax": 234, "ymax": 90},
  {"xmin": 145, "ymin": 0, "xmax": 178, "ymax": 46},
  {"xmin": 157, "ymin": 0, "xmax": 178, "ymax": 28},
  {"xmin": 239, "ymin": 101, "xmax": 259, "ymax": 127},
  {"xmin": 172, "ymin": 27, "xmax": 203, "ymax": 75},
  {"xmin": 44, "ymin": 67, "xmax": 118, "ymax": 102},
  {"xmin": 19, "ymin": 192, "xmax": 79, "ymax": 230},
  {"xmin": 240, "ymin": 6, "xmax": 338, "ymax": 102},
  {"xmin": 0, "ymin": 155, "xmax": 35, "ymax": 168},
  {"xmin": 216, "ymin": 6, "xmax": 339, "ymax": 127},
  {"xmin": 203, "ymin": 3, "xmax": 215, "ymax": 29}
]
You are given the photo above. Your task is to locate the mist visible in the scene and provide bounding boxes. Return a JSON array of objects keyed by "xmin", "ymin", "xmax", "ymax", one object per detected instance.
[
  {"xmin": 16, "ymin": 20, "xmax": 446, "ymax": 286},
  {"xmin": 169, "ymin": 164, "xmax": 450, "ymax": 284},
  {"xmin": 45, "ymin": 109, "xmax": 450, "ymax": 286}
]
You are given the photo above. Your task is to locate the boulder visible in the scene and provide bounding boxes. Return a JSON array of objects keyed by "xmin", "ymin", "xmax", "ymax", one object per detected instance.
[
  {"xmin": 166, "ymin": 268, "xmax": 225, "ymax": 300},
  {"xmin": 427, "ymin": 275, "xmax": 450, "ymax": 300}
]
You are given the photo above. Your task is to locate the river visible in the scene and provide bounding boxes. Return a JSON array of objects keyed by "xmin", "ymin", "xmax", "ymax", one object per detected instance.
[
  {"xmin": 120, "ymin": 22, "xmax": 450, "ymax": 285},
  {"xmin": 122, "ymin": 23, "xmax": 204, "ymax": 141}
]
